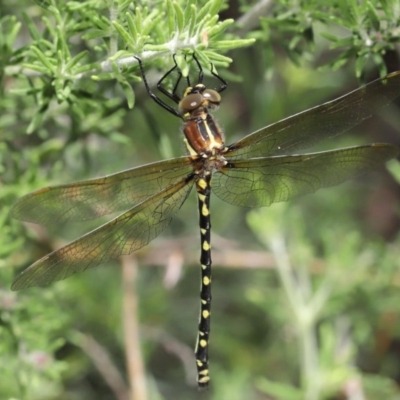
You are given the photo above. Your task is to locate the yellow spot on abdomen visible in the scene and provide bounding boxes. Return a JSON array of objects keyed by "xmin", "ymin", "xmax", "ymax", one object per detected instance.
[
  {"xmin": 202, "ymin": 310, "xmax": 210, "ymax": 318},
  {"xmin": 203, "ymin": 241, "xmax": 210, "ymax": 251},
  {"xmin": 202, "ymin": 203, "xmax": 210, "ymax": 216},
  {"xmin": 199, "ymin": 369, "xmax": 209, "ymax": 376},
  {"xmin": 203, "ymin": 276, "xmax": 210, "ymax": 285},
  {"xmin": 200, "ymin": 339, "xmax": 207, "ymax": 347},
  {"xmin": 198, "ymin": 179, "xmax": 207, "ymax": 189},
  {"xmin": 198, "ymin": 376, "xmax": 210, "ymax": 384}
]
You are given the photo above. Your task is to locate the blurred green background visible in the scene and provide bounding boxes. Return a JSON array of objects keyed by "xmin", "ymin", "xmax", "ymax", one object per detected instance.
[{"xmin": 2, "ymin": 1, "xmax": 400, "ymax": 399}]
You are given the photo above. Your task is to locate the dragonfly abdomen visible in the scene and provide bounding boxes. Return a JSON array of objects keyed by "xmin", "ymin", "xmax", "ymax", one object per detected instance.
[{"xmin": 194, "ymin": 174, "xmax": 213, "ymax": 387}]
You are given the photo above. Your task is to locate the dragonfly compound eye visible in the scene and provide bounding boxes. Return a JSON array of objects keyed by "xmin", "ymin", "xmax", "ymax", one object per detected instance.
[
  {"xmin": 180, "ymin": 93, "xmax": 204, "ymax": 112},
  {"xmin": 203, "ymin": 89, "xmax": 221, "ymax": 105}
]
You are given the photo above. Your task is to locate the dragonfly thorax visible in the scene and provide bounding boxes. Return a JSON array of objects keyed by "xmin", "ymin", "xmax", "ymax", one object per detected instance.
[
  {"xmin": 183, "ymin": 110, "xmax": 225, "ymax": 157},
  {"xmin": 194, "ymin": 153, "xmax": 228, "ymax": 177}
]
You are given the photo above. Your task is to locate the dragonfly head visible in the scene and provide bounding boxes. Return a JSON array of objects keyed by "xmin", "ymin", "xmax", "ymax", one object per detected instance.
[{"xmin": 179, "ymin": 84, "xmax": 221, "ymax": 116}]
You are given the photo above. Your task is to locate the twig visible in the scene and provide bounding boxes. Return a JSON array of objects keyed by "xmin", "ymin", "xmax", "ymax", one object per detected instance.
[
  {"xmin": 143, "ymin": 327, "xmax": 197, "ymax": 386},
  {"xmin": 122, "ymin": 255, "xmax": 147, "ymax": 400},
  {"xmin": 236, "ymin": 0, "xmax": 275, "ymax": 33},
  {"xmin": 72, "ymin": 331, "xmax": 129, "ymax": 400}
]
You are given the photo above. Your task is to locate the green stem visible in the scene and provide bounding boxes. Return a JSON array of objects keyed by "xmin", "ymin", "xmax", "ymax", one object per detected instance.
[{"xmin": 269, "ymin": 236, "xmax": 322, "ymax": 400}]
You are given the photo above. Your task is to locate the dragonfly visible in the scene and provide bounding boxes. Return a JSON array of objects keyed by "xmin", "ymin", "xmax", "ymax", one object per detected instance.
[{"xmin": 11, "ymin": 54, "xmax": 400, "ymax": 389}]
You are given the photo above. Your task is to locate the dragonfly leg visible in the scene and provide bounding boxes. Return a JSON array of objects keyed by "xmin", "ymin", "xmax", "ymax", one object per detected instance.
[{"xmin": 134, "ymin": 56, "xmax": 182, "ymax": 118}]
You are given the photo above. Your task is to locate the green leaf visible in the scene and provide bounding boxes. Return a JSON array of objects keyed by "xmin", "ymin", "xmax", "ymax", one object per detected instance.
[
  {"xmin": 196, "ymin": 1, "xmax": 212, "ymax": 24},
  {"xmin": 126, "ymin": 11, "xmax": 138, "ymax": 43},
  {"xmin": 256, "ymin": 377, "xmax": 303, "ymax": 400},
  {"xmin": 372, "ymin": 53, "xmax": 387, "ymax": 77},
  {"xmin": 112, "ymin": 21, "xmax": 135, "ymax": 48},
  {"xmin": 187, "ymin": 4, "xmax": 197, "ymax": 38},
  {"xmin": 7, "ymin": 19, "xmax": 21, "ymax": 47},
  {"xmin": 42, "ymin": 15, "xmax": 57, "ymax": 38},
  {"xmin": 118, "ymin": 0, "xmax": 132, "ymax": 13},
  {"xmin": 207, "ymin": 18, "xmax": 234, "ymax": 39},
  {"xmin": 119, "ymin": 80, "xmax": 135, "ymax": 109},
  {"xmin": 32, "ymin": 0, "xmax": 51, "ymax": 9},
  {"xmin": 141, "ymin": 12, "xmax": 164, "ymax": 37},
  {"xmin": 73, "ymin": 61, "xmax": 101, "ymax": 74},
  {"xmin": 355, "ymin": 54, "xmax": 367, "ymax": 78},
  {"xmin": 82, "ymin": 29, "xmax": 108, "ymax": 40},
  {"xmin": 366, "ymin": 1, "xmax": 380, "ymax": 31},
  {"xmin": 183, "ymin": 0, "xmax": 196, "ymax": 27},
  {"xmin": 21, "ymin": 63, "xmax": 49, "ymax": 75},
  {"xmin": 22, "ymin": 11, "xmax": 42, "ymax": 42},
  {"xmin": 320, "ymin": 32, "xmax": 341, "ymax": 42},
  {"xmin": 203, "ymin": 51, "xmax": 232, "ymax": 65},
  {"xmin": 109, "ymin": 50, "xmax": 133, "ymax": 61},
  {"xmin": 86, "ymin": 12, "xmax": 110, "ymax": 31},
  {"xmin": 166, "ymin": 0, "xmax": 175, "ymax": 37},
  {"xmin": 91, "ymin": 72, "xmax": 115, "ymax": 81},
  {"xmin": 31, "ymin": 0, "xmax": 58, "ymax": 13},
  {"xmin": 212, "ymin": 38, "xmax": 255, "ymax": 50},
  {"xmin": 173, "ymin": 1, "xmax": 184, "ymax": 33},
  {"xmin": 27, "ymin": 109, "xmax": 45, "ymax": 134},
  {"xmin": 134, "ymin": 6, "xmax": 143, "ymax": 34},
  {"xmin": 209, "ymin": 0, "xmax": 225, "ymax": 16},
  {"xmin": 329, "ymin": 52, "xmax": 353, "ymax": 70}
]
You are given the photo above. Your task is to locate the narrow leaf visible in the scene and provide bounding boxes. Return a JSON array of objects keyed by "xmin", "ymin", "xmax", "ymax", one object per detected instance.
[
  {"xmin": 126, "ymin": 11, "xmax": 138, "ymax": 42},
  {"xmin": 173, "ymin": 1, "xmax": 184, "ymax": 32},
  {"xmin": 66, "ymin": 50, "xmax": 88, "ymax": 70},
  {"xmin": 30, "ymin": 46, "xmax": 56, "ymax": 73},
  {"xmin": 91, "ymin": 72, "xmax": 115, "ymax": 81},
  {"xmin": 42, "ymin": 15, "xmax": 57, "ymax": 38},
  {"xmin": 187, "ymin": 4, "xmax": 197, "ymax": 38},
  {"xmin": 207, "ymin": 18, "xmax": 234, "ymax": 39},
  {"xmin": 31, "ymin": 0, "xmax": 57, "ymax": 13},
  {"xmin": 7, "ymin": 19, "xmax": 21, "ymax": 47},
  {"xmin": 82, "ymin": 29, "xmax": 108, "ymax": 40},
  {"xmin": 22, "ymin": 63, "xmax": 51, "ymax": 74},
  {"xmin": 212, "ymin": 39, "xmax": 255, "ymax": 49},
  {"xmin": 113, "ymin": 21, "xmax": 135, "ymax": 47},
  {"xmin": 183, "ymin": 0, "xmax": 196, "ymax": 27},
  {"xmin": 196, "ymin": 2, "xmax": 212, "ymax": 24},
  {"xmin": 135, "ymin": 7, "xmax": 143, "ymax": 34},
  {"xmin": 166, "ymin": 0, "xmax": 175, "ymax": 36},
  {"xmin": 119, "ymin": 80, "xmax": 135, "ymax": 109},
  {"xmin": 367, "ymin": 1, "xmax": 380, "ymax": 31},
  {"xmin": 209, "ymin": 0, "xmax": 225, "ymax": 16},
  {"xmin": 22, "ymin": 12, "xmax": 41, "ymax": 41},
  {"xmin": 203, "ymin": 51, "xmax": 232, "ymax": 64}
]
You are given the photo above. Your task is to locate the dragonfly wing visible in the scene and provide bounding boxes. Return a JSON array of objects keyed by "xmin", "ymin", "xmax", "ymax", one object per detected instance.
[
  {"xmin": 11, "ymin": 156, "xmax": 194, "ymax": 226},
  {"xmin": 227, "ymin": 72, "xmax": 400, "ymax": 158},
  {"xmin": 213, "ymin": 144, "xmax": 398, "ymax": 207},
  {"xmin": 11, "ymin": 175, "xmax": 195, "ymax": 290}
]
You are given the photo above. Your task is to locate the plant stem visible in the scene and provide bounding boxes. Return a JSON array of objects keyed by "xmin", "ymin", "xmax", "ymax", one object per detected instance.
[{"xmin": 269, "ymin": 235, "xmax": 322, "ymax": 400}]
